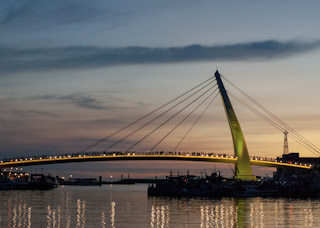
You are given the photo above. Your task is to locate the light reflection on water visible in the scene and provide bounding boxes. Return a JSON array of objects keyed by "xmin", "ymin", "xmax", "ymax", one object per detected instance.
[{"xmin": 0, "ymin": 185, "xmax": 320, "ymax": 227}]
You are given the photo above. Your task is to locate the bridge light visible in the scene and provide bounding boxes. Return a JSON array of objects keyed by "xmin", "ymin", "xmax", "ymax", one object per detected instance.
[
  {"xmin": 186, "ymin": 153, "xmax": 189, "ymax": 156},
  {"xmin": 133, "ymin": 153, "xmax": 135, "ymax": 155},
  {"xmin": 113, "ymin": 153, "xmax": 115, "ymax": 156},
  {"xmin": 30, "ymin": 158, "xmax": 32, "ymax": 160},
  {"xmin": 0, "ymin": 161, "xmax": 2, "ymax": 163},
  {"xmin": 49, "ymin": 157, "xmax": 52, "ymax": 159},
  {"xmin": 54, "ymin": 156, "xmax": 57, "ymax": 159}
]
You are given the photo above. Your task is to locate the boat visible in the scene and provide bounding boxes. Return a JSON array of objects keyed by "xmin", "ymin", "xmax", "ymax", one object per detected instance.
[
  {"xmin": 0, "ymin": 172, "xmax": 58, "ymax": 190},
  {"xmin": 59, "ymin": 177, "xmax": 101, "ymax": 186}
]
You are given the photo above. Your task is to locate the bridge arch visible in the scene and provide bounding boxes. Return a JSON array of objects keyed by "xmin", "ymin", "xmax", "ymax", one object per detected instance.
[{"xmin": 0, "ymin": 153, "xmax": 311, "ymax": 170}]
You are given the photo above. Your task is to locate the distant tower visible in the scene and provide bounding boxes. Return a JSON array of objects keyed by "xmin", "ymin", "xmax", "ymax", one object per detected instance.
[{"xmin": 283, "ymin": 130, "xmax": 289, "ymax": 154}]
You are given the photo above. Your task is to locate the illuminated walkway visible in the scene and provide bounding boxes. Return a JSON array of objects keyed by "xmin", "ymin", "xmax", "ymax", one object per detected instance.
[{"xmin": 0, "ymin": 151, "xmax": 311, "ymax": 169}]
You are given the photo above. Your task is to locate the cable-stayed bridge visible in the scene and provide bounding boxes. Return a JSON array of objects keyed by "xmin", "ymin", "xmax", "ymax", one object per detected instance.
[{"xmin": 1, "ymin": 71, "xmax": 318, "ymax": 179}]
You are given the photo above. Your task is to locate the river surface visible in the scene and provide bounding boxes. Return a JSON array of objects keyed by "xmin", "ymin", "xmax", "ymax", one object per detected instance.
[{"xmin": 0, "ymin": 184, "xmax": 320, "ymax": 228}]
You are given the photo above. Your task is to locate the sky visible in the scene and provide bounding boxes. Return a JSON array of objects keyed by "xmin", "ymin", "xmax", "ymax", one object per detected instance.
[{"xmin": 1, "ymin": 0, "xmax": 320, "ymax": 179}]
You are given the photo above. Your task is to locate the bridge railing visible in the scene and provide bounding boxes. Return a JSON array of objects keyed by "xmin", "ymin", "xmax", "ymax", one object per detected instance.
[{"xmin": 0, "ymin": 151, "xmax": 312, "ymax": 167}]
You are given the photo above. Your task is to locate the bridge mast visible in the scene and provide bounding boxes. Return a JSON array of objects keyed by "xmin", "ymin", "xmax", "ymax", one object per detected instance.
[{"xmin": 215, "ymin": 71, "xmax": 255, "ymax": 181}]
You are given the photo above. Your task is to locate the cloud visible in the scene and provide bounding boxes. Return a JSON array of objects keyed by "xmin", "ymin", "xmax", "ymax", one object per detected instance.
[
  {"xmin": 1, "ymin": 40, "xmax": 320, "ymax": 73},
  {"xmin": 0, "ymin": 0, "xmax": 105, "ymax": 29},
  {"xmin": 73, "ymin": 118, "xmax": 129, "ymax": 129},
  {"xmin": 32, "ymin": 93, "xmax": 111, "ymax": 110},
  {"xmin": 11, "ymin": 110, "xmax": 60, "ymax": 118},
  {"xmin": 30, "ymin": 92, "xmax": 146, "ymax": 111}
]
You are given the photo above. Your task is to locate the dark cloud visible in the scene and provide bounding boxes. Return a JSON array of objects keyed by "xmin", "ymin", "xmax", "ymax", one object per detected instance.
[
  {"xmin": 31, "ymin": 93, "xmax": 112, "ymax": 110},
  {"xmin": 0, "ymin": 0, "xmax": 105, "ymax": 29},
  {"xmin": 28, "ymin": 92, "xmax": 148, "ymax": 111},
  {"xmin": 1, "ymin": 40, "xmax": 320, "ymax": 73},
  {"xmin": 73, "ymin": 118, "xmax": 129, "ymax": 129},
  {"xmin": 11, "ymin": 110, "xmax": 60, "ymax": 118}
]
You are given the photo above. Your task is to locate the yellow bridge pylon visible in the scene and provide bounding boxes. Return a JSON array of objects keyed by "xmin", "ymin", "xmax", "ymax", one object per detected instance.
[{"xmin": 215, "ymin": 70, "xmax": 256, "ymax": 181}]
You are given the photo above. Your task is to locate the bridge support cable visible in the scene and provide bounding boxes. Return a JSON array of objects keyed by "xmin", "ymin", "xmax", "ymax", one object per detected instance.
[
  {"xmin": 103, "ymin": 81, "xmax": 217, "ymax": 152},
  {"xmin": 228, "ymin": 92, "xmax": 285, "ymax": 132},
  {"xmin": 221, "ymin": 74, "xmax": 320, "ymax": 156},
  {"xmin": 76, "ymin": 75, "xmax": 216, "ymax": 154},
  {"xmin": 228, "ymin": 92, "xmax": 320, "ymax": 156},
  {"xmin": 172, "ymin": 92, "xmax": 218, "ymax": 152},
  {"xmin": 228, "ymin": 91, "xmax": 320, "ymax": 156},
  {"xmin": 123, "ymin": 85, "xmax": 218, "ymax": 153},
  {"xmin": 149, "ymin": 90, "xmax": 219, "ymax": 152}
]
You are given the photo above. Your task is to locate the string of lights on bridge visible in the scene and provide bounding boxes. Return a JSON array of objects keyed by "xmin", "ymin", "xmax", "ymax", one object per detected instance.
[{"xmin": 0, "ymin": 151, "xmax": 312, "ymax": 169}]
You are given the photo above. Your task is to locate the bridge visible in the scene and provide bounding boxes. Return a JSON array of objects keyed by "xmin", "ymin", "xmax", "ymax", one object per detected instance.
[
  {"xmin": 1, "ymin": 71, "xmax": 318, "ymax": 179},
  {"xmin": 0, "ymin": 152, "xmax": 312, "ymax": 170}
]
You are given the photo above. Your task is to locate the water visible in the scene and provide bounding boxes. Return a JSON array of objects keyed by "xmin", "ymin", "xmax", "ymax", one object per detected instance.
[{"xmin": 0, "ymin": 184, "xmax": 320, "ymax": 228}]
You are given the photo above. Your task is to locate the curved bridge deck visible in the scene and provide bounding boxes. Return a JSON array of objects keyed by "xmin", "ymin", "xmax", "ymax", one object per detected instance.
[{"xmin": 0, "ymin": 152, "xmax": 312, "ymax": 170}]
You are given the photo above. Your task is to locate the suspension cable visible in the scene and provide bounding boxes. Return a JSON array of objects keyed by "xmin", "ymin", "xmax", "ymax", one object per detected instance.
[
  {"xmin": 123, "ymin": 85, "xmax": 217, "ymax": 152},
  {"xmin": 222, "ymin": 74, "xmax": 320, "ymax": 155},
  {"xmin": 104, "ymin": 81, "xmax": 217, "ymax": 152},
  {"xmin": 77, "ymin": 75, "xmax": 216, "ymax": 153},
  {"xmin": 228, "ymin": 91, "xmax": 320, "ymax": 156},
  {"xmin": 172, "ymin": 92, "xmax": 219, "ymax": 152},
  {"xmin": 228, "ymin": 91, "xmax": 285, "ymax": 132},
  {"xmin": 149, "ymin": 88, "xmax": 219, "ymax": 152}
]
